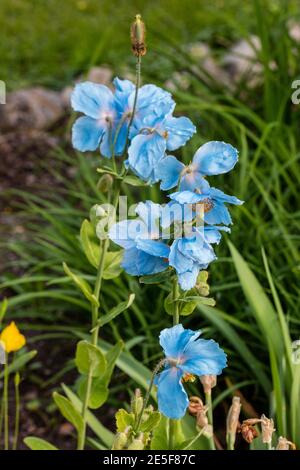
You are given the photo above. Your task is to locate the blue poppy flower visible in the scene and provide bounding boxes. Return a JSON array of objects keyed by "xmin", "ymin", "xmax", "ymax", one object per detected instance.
[
  {"xmin": 109, "ymin": 201, "xmax": 169, "ymax": 276},
  {"xmin": 71, "ymin": 78, "xmax": 177, "ymax": 159},
  {"xmin": 156, "ymin": 324, "xmax": 227, "ymax": 419},
  {"xmin": 127, "ymin": 114, "xmax": 196, "ymax": 183},
  {"xmin": 170, "ymin": 187, "xmax": 243, "ymax": 226},
  {"xmin": 169, "ymin": 228, "xmax": 217, "ymax": 290},
  {"xmin": 156, "ymin": 141, "xmax": 239, "ymax": 191}
]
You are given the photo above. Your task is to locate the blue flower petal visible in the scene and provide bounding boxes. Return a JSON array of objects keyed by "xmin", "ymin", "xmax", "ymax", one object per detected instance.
[
  {"xmin": 113, "ymin": 77, "xmax": 135, "ymax": 96},
  {"xmin": 178, "ymin": 265, "xmax": 200, "ymax": 290},
  {"xmin": 157, "ymin": 368, "xmax": 188, "ymax": 419},
  {"xmin": 72, "ymin": 116, "xmax": 104, "ymax": 152},
  {"xmin": 136, "ymin": 239, "xmax": 170, "ymax": 258},
  {"xmin": 155, "ymin": 156, "xmax": 184, "ymax": 191},
  {"xmin": 180, "ymin": 173, "xmax": 210, "ymax": 192},
  {"xmin": 160, "ymin": 200, "xmax": 193, "ymax": 230},
  {"xmin": 135, "ymin": 201, "xmax": 162, "ymax": 226},
  {"xmin": 122, "ymin": 247, "xmax": 168, "ymax": 276},
  {"xmin": 169, "ymin": 190, "xmax": 207, "ymax": 205},
  {"xmin": 159, "ymin": 324, "xmax": 199, "ymax": 360},
  {"xmin": 203, "ymin": 226, "xmax": 230, "ymax": 244},
  {"xmin": 133, "ymin": 84, "xmax": 175, "ymax": 121},
  {"xmin": 209, "ymin": 187, "xmax": 244, "ymax": 206},
  {"xmin": 109, "ymin": 220, "xmax": 147, "ymax": 249},
  {"xmin": 205, "ymin": 201, "xmax": 233, "ymax": 225},
  {"xmin": 165, "ymin": 116, "xmax": 196, "ymax": 151},
  {"xmin": 71, "ymin": 82, "xmax": 115, "ymax": 120},
  {"xmin": 193, "ymin": 141, "xmax": 238, "ymax": 176},
  {"xmin": 169, "ymin": 239, "xmax": 194, "ymax": 274},
  {"xmin": 180, "ymin": 338, "xmax": 227, "ymax": 376},
  {"xmin": 127, "ymin": 133, "xmax": 166, "ymax": 181}
]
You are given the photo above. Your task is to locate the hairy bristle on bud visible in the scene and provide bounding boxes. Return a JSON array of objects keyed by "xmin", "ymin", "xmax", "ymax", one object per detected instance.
[{"xmin": 131, "ymin": 14, "xmax": 146, "ymax": 57}]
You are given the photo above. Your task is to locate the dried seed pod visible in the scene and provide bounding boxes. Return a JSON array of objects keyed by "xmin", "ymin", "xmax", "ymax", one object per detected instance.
[
  {"xmin": 130, "ymin": 14, "xmax": 146, "ymax": 57},
  {"xmin": 226, "ymin": 396, "xmax": 241, "ymax": 435},
  {"xmin": 276, "ymin": 436, "xmax": 296, "ymax": 450},
  {"xmin": 261, "ymin": 414, "xmax": 275, "ymax": 444},
  {"xmin": 188, "ymin": 396, "xmax": 209, "ymax": 428},
  {"xmin": 240, "ymin": 422, "xmax": 259, "ymax": 444}
]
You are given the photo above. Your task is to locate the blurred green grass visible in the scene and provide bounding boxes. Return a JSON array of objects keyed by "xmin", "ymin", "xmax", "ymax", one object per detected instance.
[{"xmin": 1, "ymin": 0, "xmax": 300, "ymax": 446}]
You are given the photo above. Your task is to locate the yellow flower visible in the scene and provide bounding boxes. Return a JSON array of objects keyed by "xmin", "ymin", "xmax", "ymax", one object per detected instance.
[{"xmin": 0, "ymin": 322, "xmax": 26, "ymax": 354}]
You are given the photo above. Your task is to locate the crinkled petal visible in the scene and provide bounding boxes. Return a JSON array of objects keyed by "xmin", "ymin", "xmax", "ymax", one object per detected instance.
[
  {"xmin": 178, "ymin": 265, "xmax": 200, "ymax": 290},
  {"xmin": 132, "ymin": 84, "xmax": 175, "ymax": 121},
  {"xmin": 169, "ymin": 239, "xmax": 194, "ymax": 274},
  {"xmin": 71, "ymin": 82, "xmax": 115, "ymax": 119},
  {"xmin": 156, "ymin": 368, "xmax": 189, "ymax": 419},
  {"xmin": 122, "ymin": 247, "xmax": 168, "ymax": 276},
  {"xmin": 136, "ymin": 239, "xmax": 170, "ymax": 258},
  {"xmin": 127, "ymin": 133, "xmax": 166, "ymax": 181},
  {"xmin": 155, "ymin": 155, "xmax": 184, "ymax": 191},
  {"xmin": 203, "ymin": 226, "xmax": 230, "ymax": 244},
  {"xmin": 159, "ymin": 324, "xmax": 199, "ymax": 358},
  {"xmin": 72, "ymin": 116, "xmax": 104, "ymax": 152},
  {"xmin": 165, "ymin": 116, "xmax": 196, "ymax": 151},
  {"xmin": 193, "ymin": 141, "xmax": 238, "ymax": 176},
  {"xmin": 180, "ymin": 339, "xmax": 227, "ymax": 376}
]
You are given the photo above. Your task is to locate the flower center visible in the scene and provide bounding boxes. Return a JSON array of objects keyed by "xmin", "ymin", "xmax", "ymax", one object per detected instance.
[{"xmin": 182, "ymin": 373, "xmax": 196, "ymax": 383}]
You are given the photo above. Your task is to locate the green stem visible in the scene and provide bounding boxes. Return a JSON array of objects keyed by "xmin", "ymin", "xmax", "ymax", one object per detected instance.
[
  {"xmin": 77, "ymin": 185, "xmax": 121, "ymax": 450},
  {"xmin": 205, "ymin": 391, "xmax": 216, "ymax": 450},
  {"xmin": 0, "ymin": 391, "xmax": 4, "ymax": 441},
  {"xmin": 172, "ymin": 278, "xmax": 179, "ymax": 326},
  {"xmin": 13, "ymin": 374, "xmax": 20, "ymax": 450},
  {"xmin": 182, "ymin": 427, "xmax": 206, "ymax": 450},
  {"xmin": 267, "ymin": 441, "xmax": 272, "ymax": 450},
  {"xmin": 3, "ymin": 354, "xmax": 9, "ymax": 450},
  {"xmin": 123, "ymin": 55, "xmax": 141, "ymax": 155},
  {"xmin": 226, "ymin": 432, "xmax": 235, "ymax": 450}
]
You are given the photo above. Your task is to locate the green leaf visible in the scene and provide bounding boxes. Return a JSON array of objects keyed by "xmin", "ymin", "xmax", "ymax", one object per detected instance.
[
  {"xmin": 123, "ymin": 175, "xmax": 147, "ymax": 186},
  {"xmin": 102, "ymin": 340, "xmax": 124, "ymax": 385},
  {"xmin": 75, "ymin": 340, "xmax": 106, "ymax": 377},
  {"xmin": 62, "ymin": 384, "xmax": 114, "ymax": 447},
  {"xmin": 80, "ymin": 219, "xmax": 100, "ymax": 269},
  {"xmin": 103, "ymin": 251, "xmax": 123, "ymax": 279},
  {"xmin": 24, "ymin": 437, "xmax": 58, "ymax": 450},
  {"xmin": 96, "ymin": 294, "xmax": 135, "ymax": 328},
  {"xmin": 63, "ymin": 262, "xmax": 98, "ymax": 307},
  {"xmin": 150, "ymin": 415, "xmax": 169, "ymax": 450},
  {"xmin": 140, "ymin": 411, "xmax": 161, "ymax": 433},
  {"xmin": 78, "ymin": 376, "xmax": 108, "ymax": 409},
  {"xmin": 53, "ymin": 392, "xmax": 83, "ymax": 434},
  {"xmin": 140, "ymin": 270, "xmax": 171, "ymax": 284},
  {"xmin": 228, "ymin": 242, "xmax": 283, "ymax": 360},
  {"xmin": 198, "ymin": 304, "xmax": 271, "ymax": 394},
  {"xmin": 0, "ymin": 298, "xmax": 8, "ymax": 324},
  {"xmin": 115, "ymin": 408, "xmax": 135, "ymax": 432},
  {"xmin": 180, "ymin": 296, "xmax": 216, "ymax": 308}
]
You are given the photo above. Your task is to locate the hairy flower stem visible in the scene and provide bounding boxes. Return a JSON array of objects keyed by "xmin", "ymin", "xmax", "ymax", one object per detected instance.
[
  {"xmin": 169, "ymin": 278, "xmax": 180, "ymax": 449},
  {"xmin": 205, "ymin": 391, "xmax": 216, "ymax": 450},
  {"xmin": 134, "ymin": 359, "xmax": 166, "ymax": 433},
  {"xmin": 77, "ymin": 184, "xmax": 121, "ymax": 450},
  {"xmin": 3, "ymin": 354, "xmax": 9, "ymax": 450},
  {"xmin": 78, "ymin": 53, "xmax": 142, "ymax": 451}
]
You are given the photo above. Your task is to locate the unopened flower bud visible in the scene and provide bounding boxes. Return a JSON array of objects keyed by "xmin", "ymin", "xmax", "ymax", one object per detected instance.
[
  {"xmin": 112, "ymin": 432, "xmax": 128, "ymax": 450},
  {"xmin": 240, "ymin": 422, "xmax": 259, "ymax": 444},
  {"xmin": 276, "ymin": 436, "xmax": 296, "ymax": 450},
  {"xmin": 131, "ymin": 14, "xmax": 146, "ymax": 57},
  {"xmin": 131, "ymin": 388, "xmax": 144, "ymax": 417},
  {"xmin": 127, "ymin": 433, "xmax": 145, "ymax": 450},
  {"xmin": 97, "ymin": 173, "xmax": 113, "ymax": 193},
  {"xmin": 199, "ymin": 374, "xmax": 217, "ymax": 394},
  {"xmin": 261, "ymin": 414, "xmax": 275, "ymax": 444},
  {"xmin": 188, "ymin": 396, "xmax": 204, "ymax": 416}
]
